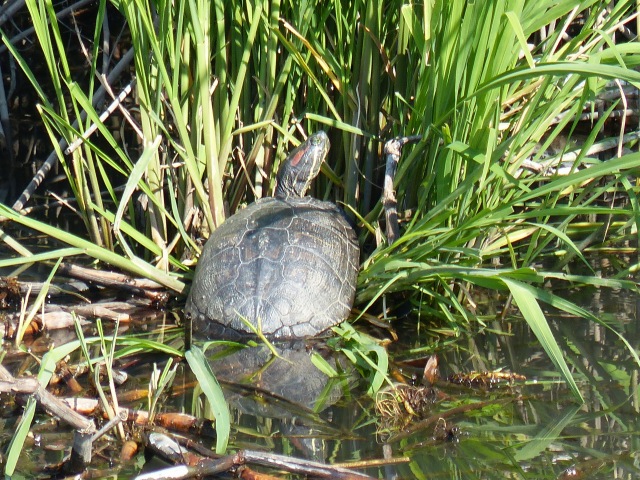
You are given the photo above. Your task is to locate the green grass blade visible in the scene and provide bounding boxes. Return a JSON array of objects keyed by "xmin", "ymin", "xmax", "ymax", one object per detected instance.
[
  {"xmin": 4, "ymin": 339, "xmax": 86, "ymax": 475},
  {"xmin": 185, "ymin": 345, "xmax": 230, "ymax": 454},
  {"xmin": 514, "ymin": 405, "xmax": 581, "ymax": 461},
  {"xmin": 113, "ymin": 135, "xmax": 162, "ymax": 255},
  {"xmin": 4, "ymin": 396, "xmax": 37, "ymax": 476},
  {"xmin": 0, "ymin": 248, "xmax": 84, "ymax": 268},
  {"xmin": 16, "ymin": 258, "xmax": 62, "ymax": 346},
  {"xmin": 502, "ymin": 278, "xmax": 584, "ymax": 403},
  {"xmin": 332, "ymin": 323, "xmax": 391, "ymax": 395},
  {"xmin": 0, "ymin": 204, "xmax": 185, "ymax": 292}
]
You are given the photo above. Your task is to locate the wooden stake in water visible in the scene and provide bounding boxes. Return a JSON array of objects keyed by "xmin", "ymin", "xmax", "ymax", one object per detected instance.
[{"xmin": 383, "ymin": 134, "xmax": 422, "ymax": 244}]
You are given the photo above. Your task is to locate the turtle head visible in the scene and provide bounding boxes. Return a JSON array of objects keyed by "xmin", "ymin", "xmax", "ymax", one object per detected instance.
[{"xmin": 275, "ymin": 131, "xmax": 329, "ymax": 198}]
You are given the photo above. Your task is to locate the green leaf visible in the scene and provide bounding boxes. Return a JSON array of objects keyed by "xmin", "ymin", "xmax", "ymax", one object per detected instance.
[
  {"xmin": 310, "ymin": 352, "xmax": 339, "ymax": 377},
  {"xmin": 502, "ymin": 278, "xmax": 584, "ymax": 403},
  {"xmin": 5, "ymin": 339, "xmax": 86, "ymax": 475},
  {"xmin": 514, "ymin": 405, "xmax": 581, "ymax": 461},
  {"xmin": 185, "ymin": 345, "xmax": 230, "ymax": 454},
  {"xmin": 4, "ymin": 397, "xmax": 37, "ymax": 476},
  {"xmin": 332, "ymin": 323, "xmax": 391, "ymax": 395}
]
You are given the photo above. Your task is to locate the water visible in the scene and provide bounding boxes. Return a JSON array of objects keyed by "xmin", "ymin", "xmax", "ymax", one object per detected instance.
[
  {"xmin": 1, "ymin": 284, "xmax": 639, "ymax": 478},
  {"xmin": 378, "ymin": 285, "xmax": 640, "ymax": 479}
]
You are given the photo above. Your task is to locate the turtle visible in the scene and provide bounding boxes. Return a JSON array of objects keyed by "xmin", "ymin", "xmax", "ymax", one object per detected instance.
[{"xmin": 185, "ymin": 131, "xmax": 359, "ymax": 339}]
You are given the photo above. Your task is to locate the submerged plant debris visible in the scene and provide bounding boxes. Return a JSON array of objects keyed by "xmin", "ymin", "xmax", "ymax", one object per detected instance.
[
  {"xmin": 376, "ymin": 354, "xmax": 527, "ymax": 440},
  {"xmin": 446, "ymin": 370, "xmax": 527, "ymax": 390},
  {"xmin": 0, "ymin": 278, "xmax": 20, "ymax": 309}
]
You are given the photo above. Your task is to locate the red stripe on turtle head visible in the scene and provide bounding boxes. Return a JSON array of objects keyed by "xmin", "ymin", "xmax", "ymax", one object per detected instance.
[{"xmin": 288, "ymin": 146, "xmax": 306, "ymax": 167}]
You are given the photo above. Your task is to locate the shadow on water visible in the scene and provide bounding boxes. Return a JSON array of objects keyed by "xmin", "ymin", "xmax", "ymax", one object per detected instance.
[{"xmin": 1, "ymin": 282, "xmax": 640, "ymax": 478}]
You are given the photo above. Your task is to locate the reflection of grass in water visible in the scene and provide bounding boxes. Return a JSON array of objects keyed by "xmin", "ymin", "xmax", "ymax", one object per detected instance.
[{"xmin": 378, "ymin": 322, "xmax": 640, "ymax": 478}]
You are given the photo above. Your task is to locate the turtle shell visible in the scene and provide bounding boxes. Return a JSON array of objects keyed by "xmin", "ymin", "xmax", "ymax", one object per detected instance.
[{"xmin": 185, "ymin": 196, "xmax": 359, "ymax": 339}]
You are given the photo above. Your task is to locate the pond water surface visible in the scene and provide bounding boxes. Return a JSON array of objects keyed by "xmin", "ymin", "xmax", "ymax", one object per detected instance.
[{"xmin": 1, "ymin": 281, "xmax": 639, "ymax": 479}]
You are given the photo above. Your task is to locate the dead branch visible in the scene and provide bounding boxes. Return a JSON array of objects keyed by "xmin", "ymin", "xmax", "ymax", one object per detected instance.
[
  {"xmin": 383, "ymin": 135, "xmax": 422, "ymax": 244},
  {"xmin": 137, "ymin": 431, "xmax": 376, "ymax": 480},
  {"xmin": 10, "ymin": 47, "xmax": 134, "ymax": 212},
  {"xmin": 0, "ymin": 363, "xmax": 96, "ymax": 464}
]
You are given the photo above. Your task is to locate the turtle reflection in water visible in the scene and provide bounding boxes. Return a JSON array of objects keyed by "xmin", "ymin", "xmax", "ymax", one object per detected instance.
[
  {"xmin": 185, "ymin": 131, "xmax": 359, "ymax": 339},
  {"xmin": 207, "ymin": 340, "xmax": 357, "ymax": 462}
]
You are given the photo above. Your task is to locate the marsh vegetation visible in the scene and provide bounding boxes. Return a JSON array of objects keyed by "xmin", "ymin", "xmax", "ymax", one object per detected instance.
[{"xmin": 0, "ymin": 0, "xmax": 639, "ymax": 477}]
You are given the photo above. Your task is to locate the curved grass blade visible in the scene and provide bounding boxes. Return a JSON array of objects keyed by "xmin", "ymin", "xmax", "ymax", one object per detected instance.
[
  {"xmin": 4, "ymin": 396, "xmax": 36, "ymax": 476},
  {"xmin": 16, "ymin": 258, "xmax": 62, "ymax": 346},
  {"xmin": 185, "ymin": 345, "xmax": 230, "ymax": 454},
  {"xmin": 514, "ymin": 405, "xmax": 581, "ymax": 461},
  {"xmin": 113, "ymin": 135, "xmax": 162, "ymax": 236},
  {"xmin": 502, "ymin": 278, "xmax": 584, "ymax": 403},
  {"xmin": 471, "ymin": 62, "xmax": 640, "ymax": 104},
  {"xmin": 0, "ymin": 247, "xmax": 84, "ymax": 268},
  {"xmin": 332, "ymin": 323, "xmax": 391, "ymax": 395},
  {"xmin": 515, "ymin": 279, "xmax": 640, "ymax": 369}
]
